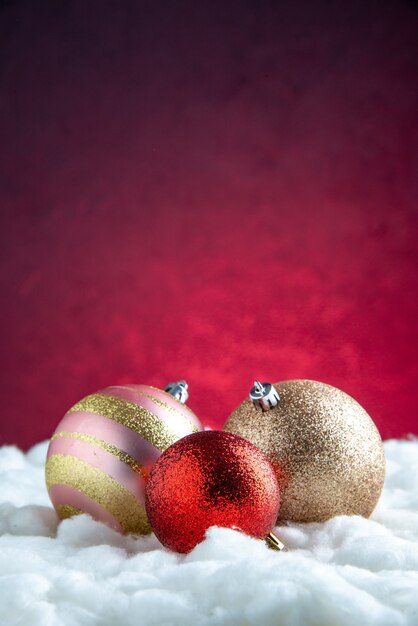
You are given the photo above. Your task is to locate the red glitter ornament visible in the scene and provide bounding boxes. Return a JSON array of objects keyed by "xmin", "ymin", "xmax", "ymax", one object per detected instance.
[{"xmin": 145, "ymin": 430, "xmax": 281, "ymax": 553}]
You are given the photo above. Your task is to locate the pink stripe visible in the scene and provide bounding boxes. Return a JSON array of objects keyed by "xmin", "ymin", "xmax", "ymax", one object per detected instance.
[
  {"xmin": 50, "ymin": 410, "xmax": 160, "ymax": 471},
  {"xmin": 102, "ymin": 384, "xmax": 203, "ymax": 430},
  {"xmin": 48, "ymin": 437, "xmax": 146, "ymax": 504},
  {"xmin": 49, "ymin": 483, "xmax": 123, "ymax": 532}
]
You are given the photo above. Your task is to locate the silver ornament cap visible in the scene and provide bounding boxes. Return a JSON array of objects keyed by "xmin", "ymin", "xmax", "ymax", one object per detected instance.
[
  {"xmin": 164, "ymin": 380, "xmax": 189, "ymax": 404},
  {"xmin": 249, "ymin": 380, "xmax": 280, "ymax": 411}
]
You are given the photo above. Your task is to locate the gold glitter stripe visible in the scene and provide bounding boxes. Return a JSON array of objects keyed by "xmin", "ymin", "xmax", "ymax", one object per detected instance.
[
  {"xmin": 138, "ymin": 391, "xmax": 202, "ymax": 430},
  {"xmin": 45, "ymin": 454, "xmax": 151, "ymax": 534},
  {"xmin": 140, "ymin": 391, "xmax": 193, "ymax": 418},
  {"xmin": 107, "ymin": 384, "xmax": 199, "ymax": 423},
  {"xmin": 146, "ymin": 385, "xmax": 199, "ymax": 418},
  {"xmin": 140, "ymin": 392, "xmax": 179, "ymax": 414},
  {"xmin": 56, "ymin": 504, "xmax": 82, "ymax": 519},
  {"xmin": 69, "ymin": 393, "xmax": 198, "ymax": 451},
  {"xmin": 51, "ymin": 431, "xmax": 148, "ymax": 480}
]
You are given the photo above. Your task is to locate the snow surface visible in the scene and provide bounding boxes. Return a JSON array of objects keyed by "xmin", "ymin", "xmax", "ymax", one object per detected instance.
[{"xmin": 0, "ymin": 439, "xmax": 418, "ymax": 626}]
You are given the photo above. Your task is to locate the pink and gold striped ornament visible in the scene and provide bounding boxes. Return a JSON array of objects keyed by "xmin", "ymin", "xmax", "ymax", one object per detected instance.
[{"xmin": 45, "ymin": 383, "xmax": 203, "ymax": 534}]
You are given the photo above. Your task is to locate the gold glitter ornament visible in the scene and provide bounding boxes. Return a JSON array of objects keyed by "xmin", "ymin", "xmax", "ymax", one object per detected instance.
[{"xmin": 223, "ymin": 380, "xmax": 385, "ymax": 523}]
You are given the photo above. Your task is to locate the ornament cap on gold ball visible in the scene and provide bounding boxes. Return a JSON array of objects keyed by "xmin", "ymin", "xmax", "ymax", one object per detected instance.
[
  {"xmin": 250, "ymin": 380, "xmax": 280, "ymax": 411},
  {"xmin": 164, "ymin": 380, "xmax": 189, "ymax": 404}
]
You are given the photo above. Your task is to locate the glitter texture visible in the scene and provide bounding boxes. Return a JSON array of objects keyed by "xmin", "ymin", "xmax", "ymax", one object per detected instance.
[
  {"xmin": 145, "ymin": 431, "xmax": 280, "ymax": 554},
  {"xmin": 70, "ymin": 393, "xmax": 199, "ymax": 451},
  {"xmin": 56, "ymin": 504, "xmax": 82, "ymax": 519},
  {"xmin": 146, "ymin": 385, "xmax": 200, "ymax": 420},
  {"xmin": 51, "ymin": 431, "xmax": 148, "ymax": 479},
  {"xmin": 45, "ymin": 384, "xmax": 203, "ymax": 533},
  {"xmin": 224, "ymin": 380, "xmax": 385, "ymax": 523},
  {"xmin": 46, "ymin": 454, "xmax": 151, "ymax": 534}
]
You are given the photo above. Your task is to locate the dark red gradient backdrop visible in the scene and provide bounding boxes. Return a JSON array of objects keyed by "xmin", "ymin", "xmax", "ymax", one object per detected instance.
[{"xmin": 1, "ymin": 1, "xmax": 417, "ymax": 449}]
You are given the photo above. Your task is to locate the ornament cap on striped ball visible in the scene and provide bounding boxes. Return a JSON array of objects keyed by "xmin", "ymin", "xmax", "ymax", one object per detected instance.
[{"xmin": 45, "ymin": 382, "xmax": 203, "ymax": 534}]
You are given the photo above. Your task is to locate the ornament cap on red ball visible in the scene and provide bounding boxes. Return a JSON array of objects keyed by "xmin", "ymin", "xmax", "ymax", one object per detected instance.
[{"xmin": 145, "ymin": 430, "xmax": 282, "ymax": 554}]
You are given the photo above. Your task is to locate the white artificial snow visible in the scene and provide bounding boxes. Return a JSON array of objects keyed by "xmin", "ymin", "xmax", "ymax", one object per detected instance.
[{"xmin": 0, "ymin": 439, "xmax": 418, "ymax": 626}]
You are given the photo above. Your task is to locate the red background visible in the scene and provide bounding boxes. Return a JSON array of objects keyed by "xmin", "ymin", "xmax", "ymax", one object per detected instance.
[{"xmin": 1, "ymin": 0, "xmax": 417, "ymax": 449}]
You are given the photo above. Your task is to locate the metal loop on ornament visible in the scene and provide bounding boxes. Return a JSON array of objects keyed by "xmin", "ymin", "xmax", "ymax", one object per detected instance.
[
  {"xmin": 164, "ymin": 380, "xmax": 189, "ymax": 404},
  {"xmin": 250, "ymin": 381, "xmax": 280, "ymax": 411},
  {"xmin": 265, "ymin": 532, "xmax": 286, "ymax": 551}
]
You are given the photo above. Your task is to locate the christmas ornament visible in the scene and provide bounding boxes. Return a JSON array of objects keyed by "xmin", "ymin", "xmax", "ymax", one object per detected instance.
[
  {"xmin": 224, "ymin": 380, "xmax": 385, "ymax": 523},
  {"xmin": 45, "ymin": 381, "xmax": 203, "ymax": 534},
  {"xmin": 145, "ymin": 430, "xmax": 284, "ymax": 553}
]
